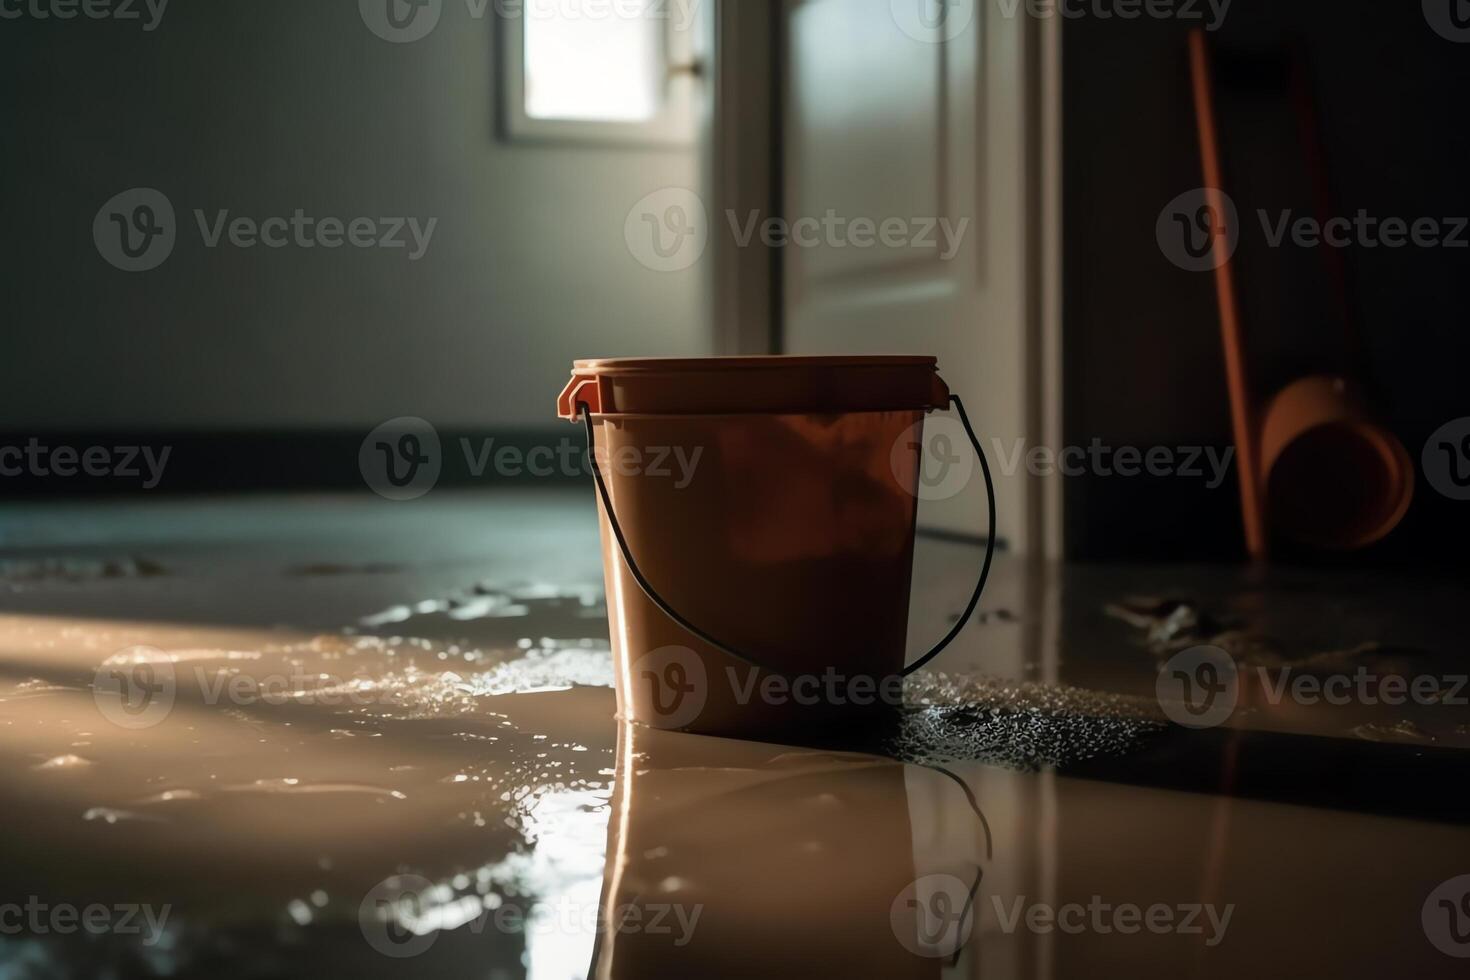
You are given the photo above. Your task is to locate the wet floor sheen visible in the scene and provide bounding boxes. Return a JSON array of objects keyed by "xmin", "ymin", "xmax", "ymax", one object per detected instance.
[{"xmin": 1, "ymin": 491, "xmax": 1467, "ymax": 978}]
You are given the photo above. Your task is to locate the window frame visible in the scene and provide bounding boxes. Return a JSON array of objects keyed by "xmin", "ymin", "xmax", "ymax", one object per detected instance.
[{"xmin": 497, "ymin": 3, "xmax": 699, "ymax": 147}]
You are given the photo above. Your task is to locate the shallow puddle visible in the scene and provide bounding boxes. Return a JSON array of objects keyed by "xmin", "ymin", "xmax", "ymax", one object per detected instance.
[
  {"xmin": 1, "ymin": 495, "xmax": 1466, "ymax": 978},
  {"xmin": 0, "ymin": 578, "xmax": 1166, "ymax": 979}
]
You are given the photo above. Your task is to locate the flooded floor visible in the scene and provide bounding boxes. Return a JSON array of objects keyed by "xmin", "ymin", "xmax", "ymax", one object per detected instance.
[{"xmin": 1, "ymin": 490, "xmax": 1467, "ymax": 978}]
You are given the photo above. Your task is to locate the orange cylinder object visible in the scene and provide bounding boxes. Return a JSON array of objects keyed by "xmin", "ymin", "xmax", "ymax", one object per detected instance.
[
  {"xmin": 1259, "ymin": 375, "xmax": 1414, "ymax": 550},
  {"xmin": 557, "ymin": 356, "xmax": 951, "ymax": 741}
]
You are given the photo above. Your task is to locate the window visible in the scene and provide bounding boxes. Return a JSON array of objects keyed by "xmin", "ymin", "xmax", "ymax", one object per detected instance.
[{"xmin": 501, "ymin": 0, "xmax": 700, "ymax": 145}]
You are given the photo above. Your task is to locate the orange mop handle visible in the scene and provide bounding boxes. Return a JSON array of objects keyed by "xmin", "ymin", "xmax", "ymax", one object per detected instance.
[{"xmin": 1188, "ymin": 28, "xmax": 1268, "ymax": 562}]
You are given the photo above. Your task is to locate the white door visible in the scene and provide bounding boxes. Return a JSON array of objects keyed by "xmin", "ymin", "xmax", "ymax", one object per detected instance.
[{"xmin": 780, "ymin": 0, "xmax": 1059, "ymax": 553}]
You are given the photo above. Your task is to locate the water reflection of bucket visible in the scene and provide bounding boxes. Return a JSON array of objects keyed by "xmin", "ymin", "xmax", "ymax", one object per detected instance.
[
  {"xmin": 1259, "ymin": 376, "xmax": 1414, "ymax": 550},
  {"xmin": 591, "ymin": 723, "xmax": 940, "ymax": 979},
  {"xmin": 557, "ymin": 357, "xmax": 953, "ymax": 740}
]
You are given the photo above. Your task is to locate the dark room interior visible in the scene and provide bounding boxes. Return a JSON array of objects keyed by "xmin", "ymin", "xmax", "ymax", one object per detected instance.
[{"xmin": 2, "ymin": 1, "xmax": 1468, "ymax": 977}]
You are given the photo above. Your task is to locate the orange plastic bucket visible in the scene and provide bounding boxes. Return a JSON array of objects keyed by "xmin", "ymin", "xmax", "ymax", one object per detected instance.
[{"xmin": 557, "ymin": 356, "xmax": 973, "ymax": 741}]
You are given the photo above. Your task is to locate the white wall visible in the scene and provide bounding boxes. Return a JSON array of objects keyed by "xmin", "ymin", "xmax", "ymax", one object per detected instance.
[{"xmin": 0, "ymin": 1, "xmax": 707, "ymax": 431}]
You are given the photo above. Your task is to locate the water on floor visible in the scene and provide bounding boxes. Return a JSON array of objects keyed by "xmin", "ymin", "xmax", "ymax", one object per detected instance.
[{"xmin": 1, "ymin": 491, "xmax": 1467, "ymax": 978}]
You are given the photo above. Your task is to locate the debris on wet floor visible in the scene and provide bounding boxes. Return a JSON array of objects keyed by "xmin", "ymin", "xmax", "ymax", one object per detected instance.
[{"xmin": 893, "ymin": 672, "xmax": 1165, "ymax": 770}]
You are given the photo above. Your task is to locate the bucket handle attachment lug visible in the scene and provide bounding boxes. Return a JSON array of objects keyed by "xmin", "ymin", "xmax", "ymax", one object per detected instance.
[{"xmin": 578, "ymin": 395, "xmax": 997, "ymax": 679}]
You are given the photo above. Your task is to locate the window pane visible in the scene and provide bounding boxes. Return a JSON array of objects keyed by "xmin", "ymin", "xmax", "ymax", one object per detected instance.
[{"xmin": 523, "ymin": 0, "xmax": 663, "ymax": 122}]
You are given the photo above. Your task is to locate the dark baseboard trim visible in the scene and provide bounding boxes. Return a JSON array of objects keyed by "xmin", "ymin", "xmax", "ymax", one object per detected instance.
[{"xmin": 0, "ymin": 430, "xmax": 588, "ymax": 497}]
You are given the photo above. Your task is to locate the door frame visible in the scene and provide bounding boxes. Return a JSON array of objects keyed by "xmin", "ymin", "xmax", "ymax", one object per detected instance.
[{"xmin": 703, "ymin": 0, "xmax": 781, "ymax": 357}]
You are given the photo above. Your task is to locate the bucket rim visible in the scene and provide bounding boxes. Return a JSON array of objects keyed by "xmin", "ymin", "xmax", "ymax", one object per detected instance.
[
  {"xmin": 571, "ymin": 355, "xmax": 938, "ymax": 373},
  {"xmin": 558, "ymin": 355, "xmax": 950, "ymax": 420}
]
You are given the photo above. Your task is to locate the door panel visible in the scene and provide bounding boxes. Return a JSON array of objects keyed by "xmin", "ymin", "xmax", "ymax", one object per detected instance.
[
  {"xmin": 783, "ymin": 0, "xmax": 1037, "ymax": 551},
  {"xmin": 787, "ymin": 1, "xmax": 944, "ymax": 284}
]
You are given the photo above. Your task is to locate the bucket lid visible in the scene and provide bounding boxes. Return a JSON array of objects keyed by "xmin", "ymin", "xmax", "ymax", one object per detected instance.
[{"xmin": 556, "ymin": 356, "xmax": 950, "ymax": 420}]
